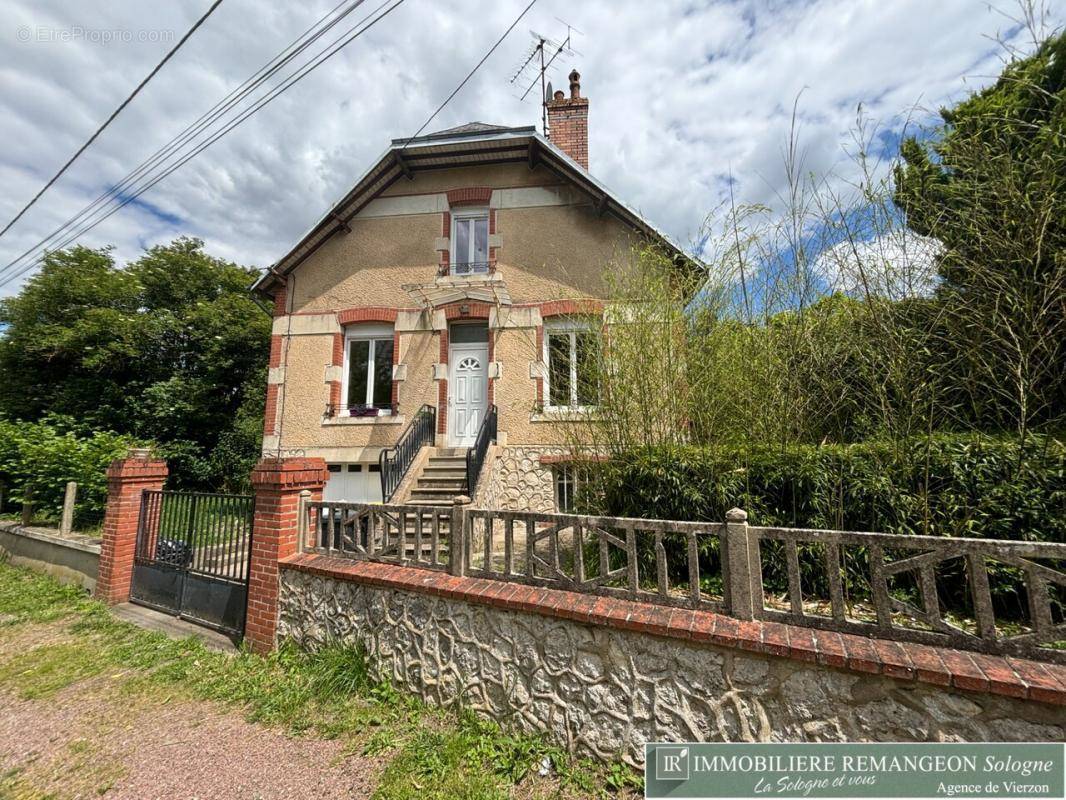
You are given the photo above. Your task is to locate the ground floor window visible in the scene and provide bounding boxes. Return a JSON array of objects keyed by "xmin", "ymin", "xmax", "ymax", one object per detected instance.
[
  {"xmin": 343, "ymin": 324, "xmax": 394, "ymax": 414},
  {"xmin": 544, "ymin": 318, "xmax": 599, "ymax": 409}
]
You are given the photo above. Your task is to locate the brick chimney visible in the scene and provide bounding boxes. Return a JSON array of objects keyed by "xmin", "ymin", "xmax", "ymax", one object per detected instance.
[{"xmin": 546, "ymin": 69, "xmax": 589, "ymax": 169}]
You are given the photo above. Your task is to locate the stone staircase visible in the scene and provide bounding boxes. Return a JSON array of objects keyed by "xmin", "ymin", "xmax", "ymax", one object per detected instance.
[{"xmin": 403, "ymin": 448, "xmax": 468, "ymax": 507}]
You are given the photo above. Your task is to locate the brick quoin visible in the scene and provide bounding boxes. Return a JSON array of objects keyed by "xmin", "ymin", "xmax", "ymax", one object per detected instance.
[
  {"xmin": 437, "ymin": 328, "xmax": 449, "ymax": 434},
  {"xmin": 331, "ymin": 332, "xmax": 343, "ymax": 366},
  {"xmin": 272, "ymin": 285, "xmax": 287, "ymax": 317},
  {"xmin": 535, "ymin": 325, "xmax": 544, "ymax": 405},
  {"xmin": 282, "ymin": 555, "xmax": 1066, "ymax": 707},
  {"xmin": 95, "ymin": 453, "xmax": 168, "ymax": 605},
  {"xmin": 268, "ymin": 335, "xmax": 284, "ymax": 369},
  {"xmin": 263, "ymin": 384, "xmax": 279, "ymax": 437},
  {"xmin": 245, "ymin": 457, "xmax": 328, "ymax": 654}
]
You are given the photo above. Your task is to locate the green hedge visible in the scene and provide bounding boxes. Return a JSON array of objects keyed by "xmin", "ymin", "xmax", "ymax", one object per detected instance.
[
  {"xmin": 0, "ymin": 416, "xmax": 140, "ymax": 530},
  {"xmin": 597, "ymin": 434, "xmax": 1065, "ymax": 621},
  {"xmin": 600, "ymin": 434, "xmax": 1065, "ymax": 541}
]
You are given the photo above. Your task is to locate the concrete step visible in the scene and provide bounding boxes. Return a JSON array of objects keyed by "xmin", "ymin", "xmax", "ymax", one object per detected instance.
[{"xmin": 417, "ymin": 478, "xmax": 467, "ymax": 489}]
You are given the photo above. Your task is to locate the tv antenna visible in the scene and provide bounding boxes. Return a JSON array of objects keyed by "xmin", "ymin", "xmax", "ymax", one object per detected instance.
[{"xmin": 508, "ymin": 22, "xmax": 581, "ymax": 135}]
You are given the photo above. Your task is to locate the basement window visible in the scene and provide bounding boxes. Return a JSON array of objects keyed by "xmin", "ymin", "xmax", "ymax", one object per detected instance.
[{"xmin": 451, "ymin": 208, "xmax": 489, "ymax": 275}]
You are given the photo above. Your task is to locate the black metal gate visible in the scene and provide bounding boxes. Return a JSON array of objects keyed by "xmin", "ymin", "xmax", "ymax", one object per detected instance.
[{"xmin": 129, "ymin": 490, "xmax": 254, "ymax": 636}]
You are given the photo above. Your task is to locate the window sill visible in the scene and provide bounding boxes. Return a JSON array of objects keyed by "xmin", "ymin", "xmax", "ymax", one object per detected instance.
[
  {"xmin": 322, "ymin": 415, "xmax": 406, "ymax": 427},
  {"xmin": 530, "ymin": 407, "xmax": 598, "ymax": 423}
]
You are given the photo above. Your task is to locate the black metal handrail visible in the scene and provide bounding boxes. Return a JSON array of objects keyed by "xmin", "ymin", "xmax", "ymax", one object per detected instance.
[
  {"xmin": 465, "ymin": 404, "xmax": 497, "ymax": 495},
  {"xmin": 379, "ymin": 404, "xmax": 436, "ymax": 501}
]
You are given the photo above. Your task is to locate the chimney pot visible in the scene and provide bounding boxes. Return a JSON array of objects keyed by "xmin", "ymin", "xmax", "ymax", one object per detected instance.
[
  {"xmin": 553, "ymin": 90, "xmax": 564, "ymax": 101},
  {"xmin": 569, "ymin": 69, "xmax": 581, "ymax": 99}
]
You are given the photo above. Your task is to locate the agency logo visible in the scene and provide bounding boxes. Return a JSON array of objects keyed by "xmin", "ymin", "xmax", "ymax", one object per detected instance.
[{"xmin": 655, "ymin": 745, "xmax": 690, "ymax": 781}]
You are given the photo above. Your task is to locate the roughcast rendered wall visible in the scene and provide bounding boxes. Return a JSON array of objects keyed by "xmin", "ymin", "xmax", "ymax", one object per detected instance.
[{"xmin": 277, "ymin": 569, "xmax": 1065, "ymax": 766}]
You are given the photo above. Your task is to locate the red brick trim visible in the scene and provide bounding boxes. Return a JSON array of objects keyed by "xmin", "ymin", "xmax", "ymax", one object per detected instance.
[
  {"xmin": 442, "ymin": 302, "xmax": 492, "ymax": 320},
  {"xmin": 535, "ymin": 324, "xmax": 544, "ymax": 406},
  {"xmin": 437, "ymin": 329, "xmax": 448, "ymax": 435},
  {"xmin": 337, "ymin": 307, "xmax": 399, "ymax": 325},
  {"xmin": 539, "ymin": 454, "xmax": 609, "ymax": 465},
  {"xmin": 489, "ymin": 209, "xmax": 498, "ymax": 273},
  {"xmin": 272, "ymin": 286, "xmax": 287, "ymax": 317},
  {"xmin": 539, "ymin": 299, "xmax": 604, "ymax": 318},
  {"xmin": 331, "ymin": 333, "xmax": 344, "ymax": 367},
  {"xmin": 281, "ymin": 554, "xmax": 1066, "ymax": 707},
  {"xmin": 446, "ymin": 186, "xmax": 492, "ymax": 207},
  {"xmin": 268, "ymin": 335, "xmax": 284, "ymax": 369},
  {"xmin": 329, "ymin": 380, "xmax": 341, "ymax": 409},
  {"xmin": 263, "ymin": 384, "xmax": 279, "ymax": 436}
]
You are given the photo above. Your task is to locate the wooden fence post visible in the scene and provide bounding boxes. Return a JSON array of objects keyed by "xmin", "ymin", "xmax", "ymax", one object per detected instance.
[
  {"xmin": 724, "ymin": 507, "xmax": 762, "ymax": 620},
  {"xmin": 60, "ymin": 481, "xmax": 77, "ymax": 535},
  {"xmin": 449, "ymin": 495, "xmax": 471, "ymax": 577}
]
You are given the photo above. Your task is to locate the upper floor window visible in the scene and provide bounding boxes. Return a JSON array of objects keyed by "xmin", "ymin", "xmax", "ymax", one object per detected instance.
[
  {"xmin": 343, "ymin": 323, "xmax": 393, "ymax": 415},
  {"xmin": 544, "ymin": 318, "xmax": 600, "ymax": 409},
  {"xmin": 451, "ymin": 208, "xmax": 489, "ymax": 275}
]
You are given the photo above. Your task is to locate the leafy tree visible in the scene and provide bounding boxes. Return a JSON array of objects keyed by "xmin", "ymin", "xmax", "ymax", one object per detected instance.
[
  {"xmin": 894, "ymin": 31, "xmax": 1066, "ymax": 436},
  {"xmin": 0, "ymin": 238, "xmax": 269, "ymax": 489}
]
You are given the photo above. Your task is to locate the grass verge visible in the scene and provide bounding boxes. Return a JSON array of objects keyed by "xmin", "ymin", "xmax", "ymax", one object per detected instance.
[{"xmin": 0, "ymin": 560, "xmax": 641, "ymax": 799}]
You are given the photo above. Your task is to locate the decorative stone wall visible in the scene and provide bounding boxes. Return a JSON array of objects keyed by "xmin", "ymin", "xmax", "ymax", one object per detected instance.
[
  {"xmin": 278, "ymin": 568, "xmax": 1065, "ymax": 766},
  {"xmin": 480, "ymin": 446, "xmax": 564, "ymax": 512}
]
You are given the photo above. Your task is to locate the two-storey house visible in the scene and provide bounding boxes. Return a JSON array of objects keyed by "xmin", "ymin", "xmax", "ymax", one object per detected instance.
[{"xmin": 252, "ymin": 71, "xmax": 688, "ymax": 512}]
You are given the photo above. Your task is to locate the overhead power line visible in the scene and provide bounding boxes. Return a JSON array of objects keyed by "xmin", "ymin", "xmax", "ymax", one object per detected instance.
[
  {"xmin": 0, "ymin": 0, "xmax": 400, "ymax": 288},
  {"xmin": 1, "ymin": 0, "xmax": 535, "ymax": 291},
  {"xmin": 0, "ymin": 0, "xmax": 370, "ymax": 280},
  {"xmin": 0, "ymin": 0, "xmax": 225, "ymax": 239}
]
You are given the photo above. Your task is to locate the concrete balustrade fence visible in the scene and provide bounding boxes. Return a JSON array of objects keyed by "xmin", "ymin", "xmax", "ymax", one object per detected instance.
[{"xmin": 301, "ymin": 499, "xmax": 1066, "ymax": 664}]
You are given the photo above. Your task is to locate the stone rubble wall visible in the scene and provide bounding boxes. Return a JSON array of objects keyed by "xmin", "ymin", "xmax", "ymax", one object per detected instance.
[
  {"xmin": 278, "ymin": 568, "xmax": 1064, "ymax": 766},
  {"xmin": 480, "ymin": 446, "xmax": 564, "ymax": 512}
]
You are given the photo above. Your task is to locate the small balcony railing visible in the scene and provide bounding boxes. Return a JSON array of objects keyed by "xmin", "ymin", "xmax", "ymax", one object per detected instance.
[
  {"xmin": 324, "ymin": 403, "xmax": 394, "ymax": 418},
  {"xmin": 450, "ymin": 261, "xmax": 490, "ymax": 276}
]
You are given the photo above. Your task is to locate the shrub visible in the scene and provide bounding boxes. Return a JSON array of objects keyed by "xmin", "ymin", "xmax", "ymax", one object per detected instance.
[
  {"xmin": 596, "ymin": 434, "xmax": 1065, "ymax": 620},
  {"xmin": 0, "ymin": 415, "xmax": 141, "ymax": 529}
]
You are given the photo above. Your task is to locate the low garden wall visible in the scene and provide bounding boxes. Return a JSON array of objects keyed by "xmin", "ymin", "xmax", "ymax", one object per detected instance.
[
  {"xmin": 0, "ymin": 521, "xmax": 100, "ymax": 591},
  {"xmin": 277, "ymin": 556, "xmax": 1065, "ymax": 766}
]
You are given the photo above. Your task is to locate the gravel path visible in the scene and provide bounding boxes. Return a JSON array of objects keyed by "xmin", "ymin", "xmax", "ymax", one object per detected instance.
[{"xmin": 0, "ymin": 679, "xmax": 384, "ymax": 799}]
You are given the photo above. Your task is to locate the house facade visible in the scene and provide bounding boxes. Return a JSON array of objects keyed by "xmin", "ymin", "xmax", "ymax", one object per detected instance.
[{"xmin": 253, "ymin": 71, "xmax": 687, "ymax": 512}]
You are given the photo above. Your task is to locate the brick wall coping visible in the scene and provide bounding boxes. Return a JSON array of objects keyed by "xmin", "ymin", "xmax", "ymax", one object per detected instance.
[{"xmin": 281, "ymin": 553, "xmax": 1065, "ymax": 707}]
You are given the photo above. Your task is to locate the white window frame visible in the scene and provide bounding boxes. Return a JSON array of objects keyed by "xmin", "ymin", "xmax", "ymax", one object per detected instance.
[
  {"xmin": 553, "ymin": 464, "xmax": 584, "ymax": 513},
  {"xmin": 341, "ymin": 323, "xmax": 394, "ymax": 417},
  {"xmin": 450, "ymin": 207, "xmax": 490, "ymax": 275},
  {"xmin": 543, "ymin": 317, "xmax": 598, "ymax": 410}
]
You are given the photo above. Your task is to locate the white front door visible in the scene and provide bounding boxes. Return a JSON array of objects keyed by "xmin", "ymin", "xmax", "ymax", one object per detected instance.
[{"xmin": 448, "ymin": 343, "xmax": 488, "ymax": 447}]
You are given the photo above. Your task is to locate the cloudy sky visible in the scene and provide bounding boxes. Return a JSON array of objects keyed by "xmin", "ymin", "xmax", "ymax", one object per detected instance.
[{"xmin": 0, "ymin": 0, "xmax": 1059, "ymax": 297}]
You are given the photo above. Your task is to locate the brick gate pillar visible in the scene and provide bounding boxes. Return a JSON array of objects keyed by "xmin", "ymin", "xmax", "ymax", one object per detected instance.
[
  {"xmin": 96, "ymin": 448, "xmax": 168, "ymax": 605},
  {"xmin": 246, "ymin": 457, "xmax": 327, "ymax": 654}
]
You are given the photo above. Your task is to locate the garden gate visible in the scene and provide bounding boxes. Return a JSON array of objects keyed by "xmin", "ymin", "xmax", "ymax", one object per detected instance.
[{"xmin": 129, "ymin": 489, "xmax": 254, "ymax": 636}]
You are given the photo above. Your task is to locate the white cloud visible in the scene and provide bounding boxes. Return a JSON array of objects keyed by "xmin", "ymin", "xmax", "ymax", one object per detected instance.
[{"xmin": 0, "ymin": 0, "xmax": 1058, "ymax": 297}]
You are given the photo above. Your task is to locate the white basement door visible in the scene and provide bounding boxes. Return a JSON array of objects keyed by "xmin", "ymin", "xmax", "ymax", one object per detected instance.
[{"xmin": 323, "ymin": 464, "xmax": 382, "ymax": 503}]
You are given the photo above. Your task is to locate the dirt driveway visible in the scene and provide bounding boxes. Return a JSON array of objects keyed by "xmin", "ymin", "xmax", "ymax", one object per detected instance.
[{"xmin": 0, "ymin": 675, "xmax": 383, "ymax": 799}]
